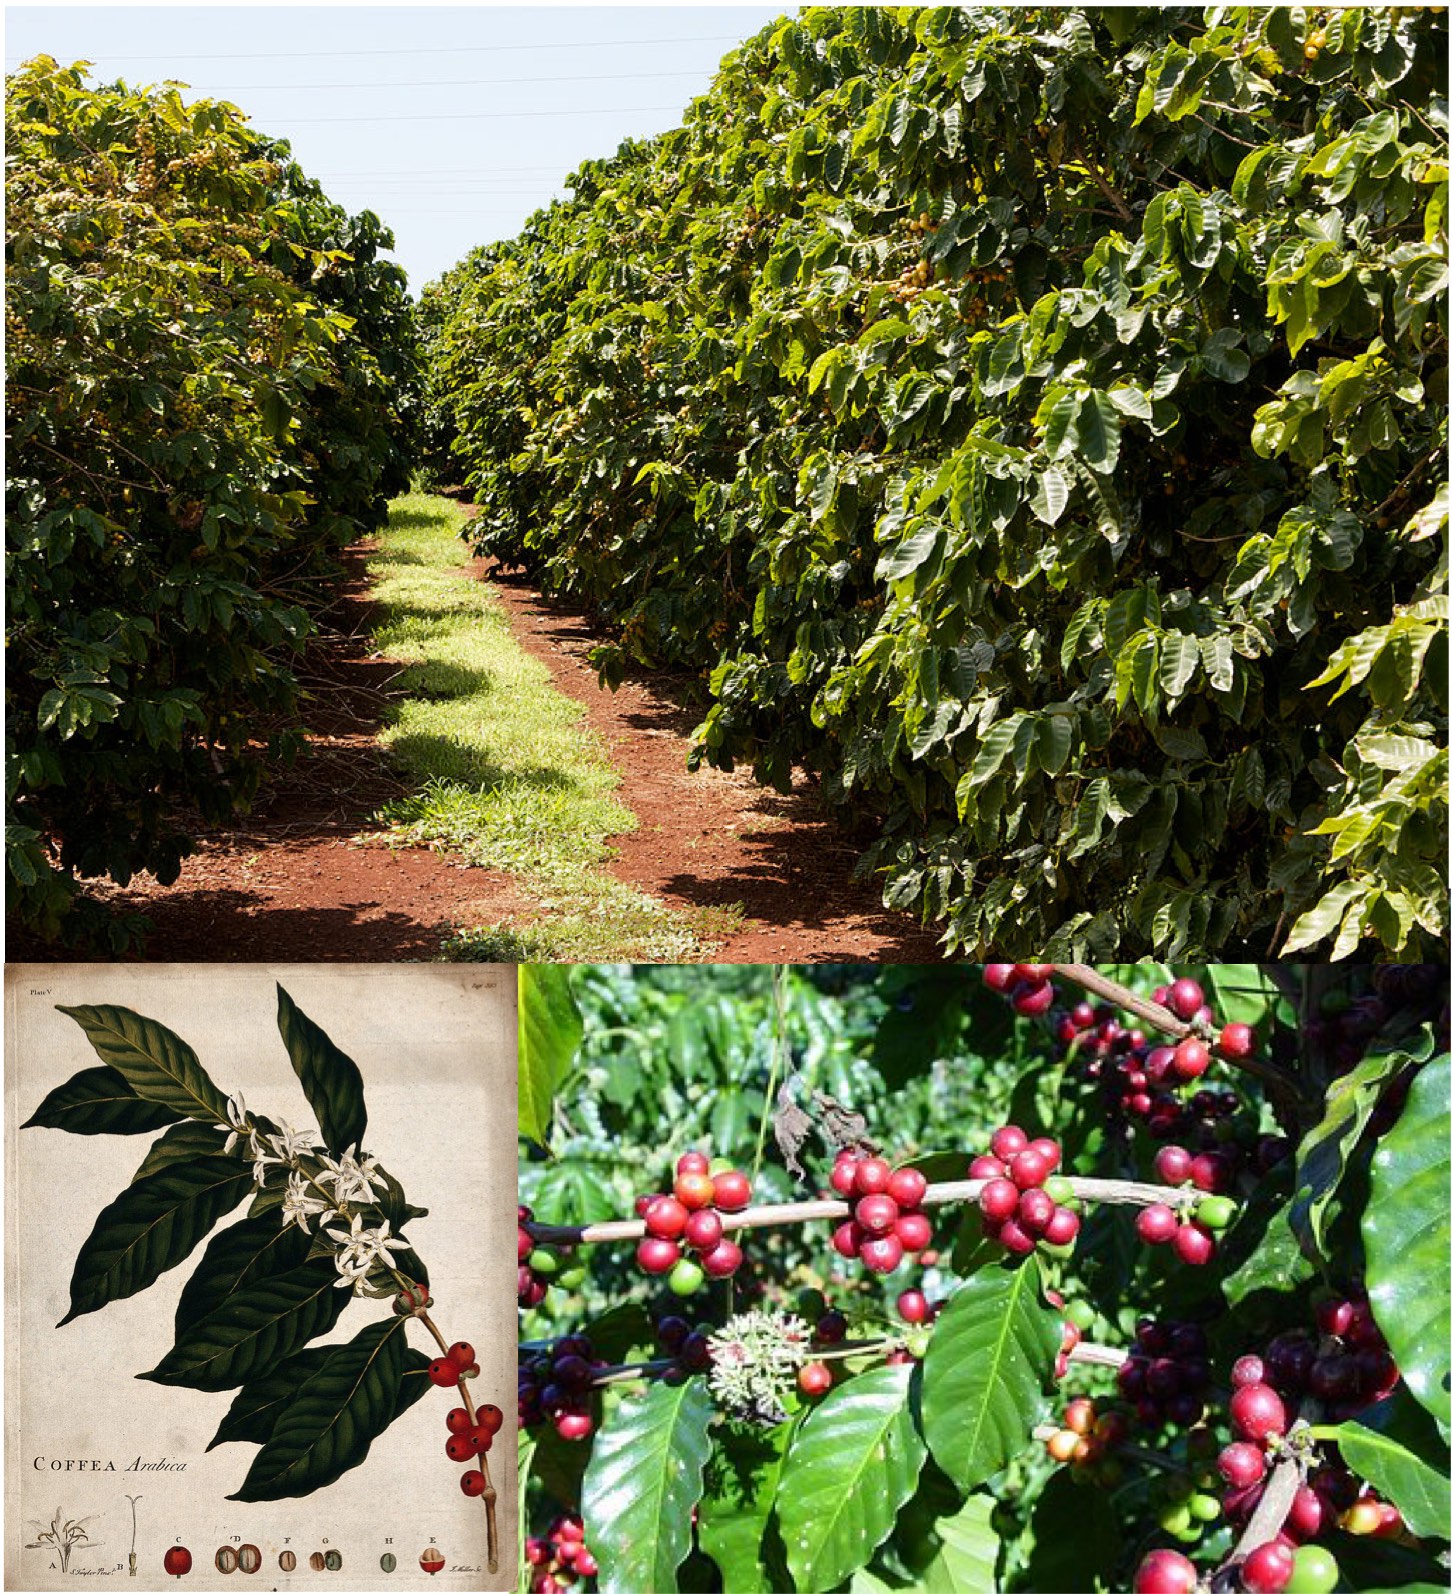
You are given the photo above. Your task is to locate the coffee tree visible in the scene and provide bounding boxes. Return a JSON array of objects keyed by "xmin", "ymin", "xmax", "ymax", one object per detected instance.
[
  {"xmin": 429, "ymin": 7, "xmax": 1448, "ymax": 961},
  {"xmin": 518, "ymin": 963, "xmax": 1449, "ymax": 1593},
  {"xmin": 5, "ymin": 58, "xmax": 418, "ymax": 946}
]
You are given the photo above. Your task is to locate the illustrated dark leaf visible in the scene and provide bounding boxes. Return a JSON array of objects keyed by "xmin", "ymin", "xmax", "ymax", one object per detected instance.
[
  {"xmin": 22, "ymin": 1064, "xmax": 185, "ymax": 1136},
  {"xmin": 922, "ymin": 1261, "xmax": 1060, "ymax": 1492},
  {"xmin": 519, "ymin": 965, "xmax": 581, "ymax": 1147},
  {"xmin": 1364, "ymin": 1053, "xmax": 1451, "ymax": 1436},
  {"xmin": 173, "ymin": 1213, "xmax": 312, "ymax": 1335},
  {"xmin": 60, "ymin": 1156, "xmax": 254, "ymax": 1326},
  {"xmin": 207, "ymin": 1347, "xmax": 335, "ymax": 1450},
  {"xmin": 776, "ymin": 1364, "xmax": 927, "ymax": 1592},
  {"xmin": 229, "ymin": 1316, "xmax": 411, "ymax": 1500},
  {"xmin": 581, "ymin": 1376, "xmax": 712, "ymax": 1594},
  {"xmin": 393, "ymin": 1350, "xmax": 435, "ymax": 1425},
  {"xmin": 56, "ymin": 1004, "xmax": 230, "ymax": 1123},
  {"xmin": 275, "ymin": 985, "xmax": 367, "ymax": 1157},
  {"xmin": 143, "ymin": 1257, "xmax": 350, "ymax": 1392},
  {"xmin": 131, "ymin": 1120, "xmax": 234, "ymax": 1184}
]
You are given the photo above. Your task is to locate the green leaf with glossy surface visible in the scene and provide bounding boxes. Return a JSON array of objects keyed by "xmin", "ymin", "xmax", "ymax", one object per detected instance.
[
  {"xmin": 1364, "ymin": 1053, "xmax": 1451, "ymax": 1435},
  {"xmin": 519, "ymin": 966, "xmax": 581, "ymax": 1147},
  {"xmin": 22, "ymin": 1064, "xmax": 185, "ymax": 1136},
  {"xmin": 922, "ymin": 1261, "xmax": 1059, "ymax": 1491},
  {"xmin": 697, "ymin": 1417, "xmax": 796, "ymax": 1594},
  {"xmin": 916, "ymin": 1492, "xmax": 1001, "ymax": 1593},
  {"xmin": 777, "ymin": 1363, "xmax": 926, "ymax": 1592},
  {"xmin": 276, "ymin": 985, "xmax": 367, "ymax": 1157},
  {"xmin": 1333, "ymin": 1390, "xmax": 1452, "ymax": 1539},
  {"xmin": 581, "ymin": 1376, "xmax": 712, "ymax": 1594},
  {"xmin": 230, "ymin": 1316, "xmax": 410, "ymax": 1500},
  {"xmin": 57, "ymin": 1004, "xmax": 230, "ymax": 1123}
]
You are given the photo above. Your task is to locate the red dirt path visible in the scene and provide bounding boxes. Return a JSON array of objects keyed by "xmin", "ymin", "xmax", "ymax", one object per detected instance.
[{"xmin": 8, "ymin": 537, "xmax": 945, "ymax": 964}]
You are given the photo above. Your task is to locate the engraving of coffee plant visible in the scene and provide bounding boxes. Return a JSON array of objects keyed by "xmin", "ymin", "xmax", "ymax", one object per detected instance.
[{"xmin": 23, "ymin": 987, "xmax": 499, "ymax": 1572}]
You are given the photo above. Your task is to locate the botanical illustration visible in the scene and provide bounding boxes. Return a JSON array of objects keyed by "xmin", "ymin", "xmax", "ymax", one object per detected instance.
[{"xmin": 22, "ymin": 984, "xmax": 501, "ymax": 1572}]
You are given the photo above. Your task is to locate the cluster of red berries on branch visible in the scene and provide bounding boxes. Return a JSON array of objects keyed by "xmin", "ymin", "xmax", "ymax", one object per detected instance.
[
  {"xmin": 420, "ymin": 1340, "xmax": 494, "ymax": 1498},
  {"xmin": 634, "ymin": 1151, "xmax": 750, "ymax": 1296},
  {"xmin": 519, "ymin": 1333, "xmax": 601, "ymax": 1442},
  {"xmin": 827, "ymin": 1150, "xmax": 933, "ymax": 1274},
  {"xmin": 525, "ymin": 1514, "xmax": 597, "ymax": 1593},
  {"xmin": 1134, "ymin": 1163, "xmax": 1237, "ymax": 1266},
  {"xmin": 982, "ymin": 961, "xmax": 1057, "ymax": 1016},
  {"xmin": 970, "ymin": 1125, "xmax": 1079, "ymax": 1256}
]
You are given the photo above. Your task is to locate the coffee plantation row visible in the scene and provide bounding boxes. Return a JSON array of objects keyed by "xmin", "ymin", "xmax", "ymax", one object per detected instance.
[
  {"xmin": 422, "ymin": 6, "xmax": 1448, "ymax": 961},
  {"xmin": 6, "ymin": 57, "xmax": 418, "ymax": 945}
]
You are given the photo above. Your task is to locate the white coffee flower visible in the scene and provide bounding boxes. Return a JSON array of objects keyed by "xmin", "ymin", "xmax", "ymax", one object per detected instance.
[
  {"xmin": 266, "ymin": 1122, "xmax": 319, "ymax": 1167},
  {"xmin": 215, "ymin": 1092, "xmax": 250, "ymax": 1154},
  {"xmin": 280, "ymin": 1172, "xmax": 331, "ymax": 1234},
  {"xmin": 315, "ymin": 1145, "xmax": 388, "ymax": 1207}
]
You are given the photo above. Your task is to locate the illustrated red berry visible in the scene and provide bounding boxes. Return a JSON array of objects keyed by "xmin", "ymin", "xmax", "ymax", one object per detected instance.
[
  {"xmin": 1218, "ymin": 1023, "xmax": 1257, "ymax": 1060},
  {"xmin": 1132, "ymin": 1548, "xmax": 1199, "ymax": 1594},
  {"xmin": 461, "ymin": 1469, "xmax": 487, "ymax": 1497},
  {"xmin": 1231, "ymin": 1383, "xmax": 1288, "ymax": 1442},
  {"xmin": 700, "ymin": 1238, "xmax": 744, "ymax": 1278},
  {"xmin": 855, "ymin": 1193, "xmax": 899, "ymax": 1234},
  {"xmin": 428, "ymin": 1358, "xmax": 461, "ymax": 1388},
  {"xmin": 446, "ymin": 1407, "xmax": 473, "ymax": 1435},
  {"xmin": 446, "ymin": 1432, "xmax": 479, "ymax": 1462},
  {"xmin": 859, "ymin": 1233, "xmax": 905, "ymax": 1273},
  {"xmin": 886, "ymin": 1167, "xmax": 928, "ymax": 1208},
  {"xmin": 1174, "ymin": 1220, "xmax": 1217, "ymax": 1266},
  {"xmin": 476, "ymin": 1403, "xmax": 504, "ymax": 1434},
  {"xmin": 980, "ymin": 1178, "xmax": 1020, "ymax": 1222},
  {"xmin": 798, "ymin": 1360, "xmax": 833, "ymax": 1396},
  {"xmin": 897, "ymin": 1288, "xmax": 930, "ymax": 1324},
  {"xmin": 852, "ymin": 1157, "xmax": 892, "ymax": 1197},
  {"xmin": 683, "ymin": 1209, "xmax": 725, "ymax": 1253},
  {"xmin": 644, "ymin": 1195, "xmax": 690, "ymax": 1239},
  {"xmin": 1241, "ymin": 1541, "xmax": 1295, "ymax": 1593},
  {"xmin": 447, "ymin": 1342, "xmax": 475, "ymax": 1368},
  {"xmin": 712, "ymin": 1169, "xmax": 752, "ymax": 1211},
  {"xmin": 164, "ymin": 1547, "xmax": 192, "ymax": 1579},
  {"xmin": 1173, "ymin": 1038, "xmax": 1211, "ymax": 1079},
  {"xmin": 990, "ymin": 1125, "xmax": 1029, "ymax": 1161},
  {"xmin": 674, "ymin": 1171, "xmax": 716, "ymax": 1210},
  {"xmin": 676, "ymin": 1150, "xmax": 710, "ymax": 1176},
  {"xmin": 1166, "ymin": 977, "xmax": 1205, "ymax": 1020},
  {"xmin": 470, "ymin": 1424, "xmax": 494, "ymax": 1452},
  {"xmin": 637, "ymin": 1237, "xmax": 682, "ymax": 1275},
  {"xmin": 1155, "ymin": 1145, "xmax": 1194, "ymax": 1185},
  {"xmin": 1136, "ymin": 1204, "xmax": 1179, "ymax": 1245},
  {"xmin": 894, "ymin": 1211, "xmax": 933, "ymax": 1251}
]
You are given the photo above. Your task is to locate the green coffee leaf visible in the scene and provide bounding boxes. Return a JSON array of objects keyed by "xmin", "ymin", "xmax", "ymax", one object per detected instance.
[
  {"xmin": 56, "ymin": 1005, "xmax": 230, "ymax": 1123},
  {"xmin": 276, "ymin": 985, "xmax": 367, "ymax": 1157},
  {"xmin": 519, "ymin": 966, "xmax": 582, "ymax": 1148},
  {"xmin": 23, "ymin": 1065, "xmax": 184, "ymax": 1136}
]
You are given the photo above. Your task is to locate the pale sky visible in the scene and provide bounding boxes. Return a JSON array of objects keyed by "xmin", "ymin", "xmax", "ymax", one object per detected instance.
[{"xmin": 4, "ymin": 5, "xmax": 786, "ymax": 290}]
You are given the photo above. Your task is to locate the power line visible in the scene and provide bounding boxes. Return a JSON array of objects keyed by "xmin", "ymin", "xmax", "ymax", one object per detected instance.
[{"xmin": 5, "ymin": 33, "xmax": 750, "ymax": 65}]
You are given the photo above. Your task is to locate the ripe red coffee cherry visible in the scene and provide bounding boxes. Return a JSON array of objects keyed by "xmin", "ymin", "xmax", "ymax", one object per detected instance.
[
  {"xmin": 1173, "ymin": 1038, "xmax": 1211, "ymax": 1079},
  {"xmin": 446, "ymin": 1432, "xmax": 479, "ymax": 1462},
  {"xmin": 1013, "ymin": 980, "xmax": 1055, "ymax": 1017},
  {"xmin": 446, "ymin": 1407, "xmax": 473, "ymax": 1435},
  {"xmin": 1231, "ymin": 1383, "xmax": 1288, "ymax": 1442},
  {"xmin": 476, "ymin": 1403, "xmax": 504, "ymax": 1434},
  {"xmin": 674, "ymin": 1171, "xmax": 716, "ymax": 1210},
  {"xmin": 990, "ymin": 1125, "xmax": 1029, "ymax": 1160},
  {"xmin": 1174, "ymin": 1221, "xmax": 1217, "ymax": 1266},
  {"xmin": 1026, "ymin": 1137, "xmax": 1062, "ymax": 1171},
  {"xmin": 852, "ymin": 1157, "xmax": 892, "ymax": 1197},
  {"xmin": 831, "ymin": 1220, "xmax": 862, "ymax": 1259},
  {"xmin": 461, "ymin": 1469, "xmax": 487, "ymax": 1497},
  {"xmin": 1132, "ymin": 1548, "xmax": 1198, "ymax": 1594},
  {"xmin": 982, "ymin": 964, "xmax": 1017, "ymax": 991},
  {"xmin": 712, "ymin": 1170, "xmax": 751, "ymax": 1211},
  {"xmin": 1219, "ymin": 1441, "xmax": 1267, "ymax": 1488},
  {"xmin": 1232, "ymin": 1355, "xmax": 1266, "ymax": 1388},
  {"xmin": 798, "ymin": 1360, "xmax": 833, "ymax": 1396},
  {"xmin": 968, "ymin": 1154, "xmax": 1007, "ymax": 1181},
  {"xmin": 887, "ymin": 1167, "xmax": 928, "ymax": 1208},
  {"xmin": 1009, "ymin": 1147, "xmax": 1054, "ymax": 1189},
  {"xmin": 979, "ymin": 1178, "xmax": 1020, "ymax": 1223},
  {"xmin": 996, "ymin": 1218, "xmax": 1036, "ymax": 1256},
  {"xmin": 518, "ymin": 1226, "xmax": 534, "ymax": 1262},
  {"xmin": 1218, "ymin": 1023, "xmax": 1257, "ymax": 1060},
  {"xmin": 1241, "ymin": 1541, "xmax": 1295, "ymax": 1593},
  {"xmin": 1155, "ymin": 1145, "xmax": 1194, "ymax": 1185},
  {"xmin": 894, "ymin": 1211, "xmax": 933, "ymax": 1251},
  {"xmin": 1285, "ymin": 1484, "xmax": 1326, "ymax": 1541},
  {"xmin": 644, "ymin": 1195, "xmax": 690, "ymax": 1239},
  {"xmin": 164, "ymin": 1547, "xmax": 193, "ymax": 1579},
  {"xmin": 855, "ymin": 1194, "xmax": 899, "ymax": 1235},
  {"xmin": 1017, "ymin": 1188, "xmax": 1055, "ymax": 1234},
  {"xmin": 428, "ymin": 1358, "xmax": 461, "ymax": 1388},
  {"xmin": 830, "ymin": 1158, "xmax": 859, "ymax": 1196},
  {"xmin": 1043, "ymin": 1206, "xmax": 1080, "ymax": 1246},
  {"xmin": 637, "ymin": 1237, "xmax": 682, "ymax": 1275},
  {"xmin": 676, "ymin": 1150, "xmax": 710, "ymax": 1176},
  {"xmin": 1166, "ymin": 977, "xmax": 1205, "ymax": 1020},
  {"xmin": 555, "ymin": 1410, "xmax": 594, "ymax": 1441},
  {"xmin": 447, "ymin": 1342, "xmax": 475, "ymax": 1368},
  {"xmin": 1136, "ymin": 1203, "xmax": 1179, "ymax": 1245},
  {"xmin": 1189, "ymin": 1151, "xmax": 1234, "ymax": 1193},
  {"xmin": 1014, "ymin": 963, "xmax": 1054, "ymax": 982},
  {"xmin": 1314, "ymin": 1297, "xmax": 1355, "ymax": 1338},
  {"xmin": 859, "ymin": 1233, "xmax": 905, "ymax": 1273},
  {"xmin": 701, "ymin": 1238, "xmax": 744, "ymax": 1278},
  {"xmin": 897, "ymin": 1288, "xmax": 930, "ymax": 1324},
  {"xmin": 683, "ymin": 1209, "xmax": 725, "ymax": 1253}
]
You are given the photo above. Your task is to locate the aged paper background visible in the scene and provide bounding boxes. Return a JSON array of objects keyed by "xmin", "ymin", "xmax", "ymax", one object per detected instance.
[{"xmin": 5, "ymin": 965, "xmax": 516, "ymax": 1593}]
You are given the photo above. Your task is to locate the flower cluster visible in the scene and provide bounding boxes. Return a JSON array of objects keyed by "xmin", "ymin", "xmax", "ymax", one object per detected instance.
[{"xmin": 707, "ymin": 1309, "xmax": 813, "ymax": 1424}]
